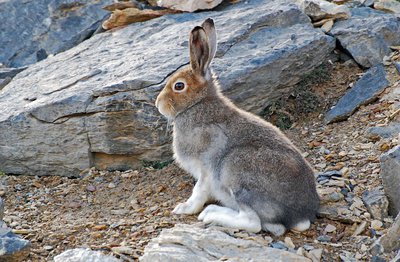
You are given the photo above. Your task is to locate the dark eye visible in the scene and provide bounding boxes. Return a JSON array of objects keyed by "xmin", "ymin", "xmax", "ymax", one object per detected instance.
[{"xmin": 174, "ymin": 82, "xmax": 185, "ymax": 92}]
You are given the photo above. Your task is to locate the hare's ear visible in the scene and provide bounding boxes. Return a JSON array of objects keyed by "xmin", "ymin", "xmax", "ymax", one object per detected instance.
[
  {"xmin": 201, "ymin": 18, "xmax": 217, "ymax": 68},
  {"xmin": 189, "ymin": 26, "xmax": 210, "ymax": 76}
]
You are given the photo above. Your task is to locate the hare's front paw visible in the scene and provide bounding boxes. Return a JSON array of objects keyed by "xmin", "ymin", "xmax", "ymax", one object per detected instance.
[{"xmin": 172, "ymin": 201, "xmax": 201, "ymax": 215}]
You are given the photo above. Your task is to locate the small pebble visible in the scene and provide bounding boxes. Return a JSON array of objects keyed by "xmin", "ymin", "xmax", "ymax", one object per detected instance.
[
  {"xmin": 371, "ymin": 220, "xmax": 383, "ymax": 230},
  {"xmin": 284, "ymin": 237, "xmax": 295, "ymax": 249},
  {"xmin": 317, "ymin": 235, "xmax": 332, "ymax": 242},
  {"xmin": 325, "ymin": 224, "xmax": 336, "ymax": 233},
  {"xmin": 271, "ymin": 241, "xmax": 288, "ymax": 250},
  {"xmin": 108, "ymin": 182, "xmax": 116, "ymax": 189},
  {"xmin": 43, "ymin": 245, "xmax": 54, "ymax": 251}
]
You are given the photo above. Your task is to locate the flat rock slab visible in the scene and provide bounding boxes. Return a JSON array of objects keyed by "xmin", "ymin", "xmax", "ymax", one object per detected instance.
[
  {"xmin": 367, "ymin": 122, "xmax": 400, "ymax": 139},
  {"xmin": 325, "ymin": 64, "xmax": 389, "ymax": 124},
  {"xmin": 0, "ymin": 0, "xmax": 335, "ymax": 176},
  {"xmin": 0, "ymin": 0, "xmax": 112, "ymax": 67},
  {"xmin": 380, "ymin": 145, "xmax": 400, "ymax": 216},
  {"xmin": 140, "ymin": 224, "xmax": 311, "ymax": 262},
  {"xmin": 330, "ymin": 7, "xmax": 400, "ymax": 68}
]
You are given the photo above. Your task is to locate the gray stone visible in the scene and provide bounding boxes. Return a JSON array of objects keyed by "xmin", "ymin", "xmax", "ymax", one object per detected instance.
[
  {"xmin": 0, "ymin": 231, "xmax": 30, "ymax": 262},
  {"xmin": 316, "ymin": 235, "xmax": 332, "ymax": 242},
  {"xmin": 378, "ymin": 213, "xmax": 400, "ymax": 253},
  {"xmin": 362, "ymin": 188, "xmax": 389, "ymax": 220},
  {"xmin": 367, "ymin": 122, "xmax": 400, "ymax": 139},
  {"xmin": 380, "ymin": 145, "xmax": 400, "ymax": 216},
  {"xmin": 0, "ymin": 67, "xmax": 27, "ymax": 79},
  {"xmin": 325, "ymin": 64, "xmax": 389, "ymax": 123},
  {"xmin": 330, "ymin": 7, "xmax": 400, "ymax": 68},
  {"xmin": 391, "ymin": 251, "xmax": 400, "ymax": 262},
  {"xmin": 140, "ymin": 224, "xmax": 311, "ymax": 262},
  {"xmin": 54, "ymin": 248, "xmax": 121, "ymax": 262},
  {"xmin": 0, "ymin": 0, "xmax": 335, "ymax": 176},
  {"xmin": 0, "ymin": 0, "xmax": 112, "ymax": 67}
]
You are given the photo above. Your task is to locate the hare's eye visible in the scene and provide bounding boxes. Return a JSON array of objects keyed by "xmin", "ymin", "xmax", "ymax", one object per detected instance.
[{"xmin": 173, "ymin": 82, "xmax": 185, "ymax": 92}]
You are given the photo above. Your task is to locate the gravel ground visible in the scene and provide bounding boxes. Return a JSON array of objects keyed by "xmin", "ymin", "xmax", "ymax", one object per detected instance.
[{"xmin": 1, "ymin": 59, "xmax": 400, "ymax": 261}]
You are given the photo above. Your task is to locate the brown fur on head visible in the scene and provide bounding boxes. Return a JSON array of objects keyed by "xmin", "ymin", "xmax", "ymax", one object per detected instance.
[{"xmin": 156, "ymin": 18, "xmax": 217, "ymax": 120}]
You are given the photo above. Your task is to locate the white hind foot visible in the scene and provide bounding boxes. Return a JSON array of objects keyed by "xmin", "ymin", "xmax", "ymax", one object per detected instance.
[
  {"xmin": 263, "ymin": 223, "xmax": 286, "ymax": 236},
  {"xmin": 198, "ymin": 204, "xmax": 261, "ymax": 233},
  {"xmin": 292, "ymin": 220, "xmax": 311, "ymax": 232}
]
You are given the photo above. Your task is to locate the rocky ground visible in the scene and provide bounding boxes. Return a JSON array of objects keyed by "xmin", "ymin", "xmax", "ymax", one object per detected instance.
[{"xmin": 1, "ymin": 58, "xmax": 399, "ymax": 261}]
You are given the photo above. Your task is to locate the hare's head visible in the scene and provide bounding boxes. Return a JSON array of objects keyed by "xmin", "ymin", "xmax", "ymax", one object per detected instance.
[{"xmin": 156, "ymin": 18, "xmax": 217, "ymax": 119}]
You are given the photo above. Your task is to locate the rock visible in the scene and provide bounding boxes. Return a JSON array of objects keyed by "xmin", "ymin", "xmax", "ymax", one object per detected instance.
[
  {"xmin": 140, "ymin": 224, "xmax": 311, "ymax": 261},
  {"xmin": 284, "ymin": 237, "xmax": 296, "ymax": 249},
  {"xmin": 0, "ymin": 0, "xmax": 335, "ymax": 176},
  {"xmin": 306, "ymin": 248, "xmax": 323, "ymax": 262},
  {"xmin": 367, "ymin": 122, "xmax": 400, "ymax": 139},
  {"xmin": 296, "ymin": 0, "xmax": 350, "ymax": 22},
  {"xmin": 0, "ymin": 231, "xmax": 31, "ymax": 262},
  {"xmin": 371, "ymin": 220, "xmax": 383, "ymax": 230},
  {"xmin": 374, "ymin": 0, "xmax": 400, "ymax": 14},
  {"xmin": 324, "ymin": 224, "xmax": 336, "ymax": 233},
  {"xmin": 271, "ymin": 241, "xmax": 289, "ymax": 250},
  {"xmin": 0, "ymin": 67, "xmax": 27, "ymax": 79},
  {"xmin": 0, "ymin": 0, "xmax": 112, "ymax": 67},
  {"xmin": 321, "ymin": 19, "xmax": 334, "ymax": 32},
  {"xmin": 103, "ymin": 1, "xmax": 138, "ymax": 11},
  {"xmin": 102, "ymin": 8, "xmax": 175, "ymax": 30},
  {"xmin": 156, "ymin": 0, "xmax": 223, "ymax": 12},
  {"xmin": 316, "ymin": 235, "xmax": 332, "ymax": 242},
  {"xmin": 380, "ymin": 145, "xmax": 400, "ymax": 216},
  {"xmin": 352, "ymin": 221, "xmax": 367, "ymax": 236},
  {"xmin": 391, "ymin": 251, "xmax": 400, "ymax": 262},
  {"xmin": 325, "ymin": 64, "xmax": 389, "ymax": 123},
  {"xmin": 111, "ymin": 246, "xmax": 135, "ymax": 255},
  {"xmin": 378, "ymin": 211, "xmax": 400, "ymax": 252},
  {"xmin": 0, "ymin": 78, "xmax": 11, "ymax": 90},
  {"xmin": 330, "ymin": 7, "xmax": 400, "ymax": 68},
  {"xmin": 395, "ymin": 62, "xmax": 400, "ymax": 75},
  {"xmin": 362, "ymin": 188, "xmax": 389, "ymax": 220},
  {"xmin": 54, "ymin": 248, "xmax": 121, "ymax": 262}
]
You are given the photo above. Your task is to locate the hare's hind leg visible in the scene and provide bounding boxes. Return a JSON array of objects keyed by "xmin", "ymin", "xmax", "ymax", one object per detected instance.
[{"xmin": 198, "ymin": 204, "xmax": 262, "ymax": 233}]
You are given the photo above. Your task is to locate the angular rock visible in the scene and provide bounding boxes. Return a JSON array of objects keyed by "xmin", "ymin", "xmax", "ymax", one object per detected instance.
[
  {"xmin": 156, "ymin": 0, "xmax": 223, "ymax": 12},
  {"xmin": 296, "ymin": 0, "xmax": 350, "ymax": 22},
  {"xmin": 325, "ymin": 64, "xmax": 389, "ymax": 123},
  {"xmin": 54, "ymin": 248, "xmax": 121, "ymax": 262},
  {"xmin": 140, "ymin": 224, "xmax": 311, "ymax": 261},
  {"xmin": 102, "ymin": 8, "xmax": 175, "ymax": 30},
  {"xmin": 367, "ymin": 122, "xmax": 400, "ymax": 139},
  {"xmin": 0, "ymin": 0, "xmax": 112, "ymax": 67},
  {"xmin": 374, "ymin": 0, "xmax": 400, "ymax": 15},
  {"xmin": 0, "ymin": 0, "xmax": 335, "ymax": 176},
  {"xmin": 362, "ymin": 188, "xmax": 389, "ymax": 220},
  {"xmin": 0, "ymin": 231, "xmax": 30, "ymax": 262},
  {"xmin": 375, "ymin": 213, "xmax": 400, "ymax": 253},
  {"xmin": 330, "ymin": 7, "xmax": 400, "ymax": 68},
  {"xmin": 395, "ymin": 62, "xmax": 400, "ymax": 75},
  {"xmin": 380, "ymin": 145, "xmax": 400, "ymax": 216}
]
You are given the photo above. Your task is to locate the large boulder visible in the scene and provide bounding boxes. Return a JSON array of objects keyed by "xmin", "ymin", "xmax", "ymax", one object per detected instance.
[
  {"xmin": 0, "ymin": 0, "xmax": 112, "ymax": 67},
  {"xmin": 140, "ymin": 224, "xmax": 311, "ymax": 261},
  {"xmin": 0, "ymin": 0, "xmax": 335, "ymax": 176},
  {"xmin": 330, "ymin": 7, "xmax": 400, "ymax": 68}
]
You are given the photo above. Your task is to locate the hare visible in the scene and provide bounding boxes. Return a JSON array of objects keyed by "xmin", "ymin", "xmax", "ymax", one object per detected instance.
[{"xmin": 155, "ymin": 18, "xmax": 319, "ymax": 236}]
